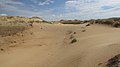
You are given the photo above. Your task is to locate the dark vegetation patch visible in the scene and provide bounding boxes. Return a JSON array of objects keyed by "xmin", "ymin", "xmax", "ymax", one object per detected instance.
[
  {"xmin": 73, "ymin": 32, "xmax": 76, "ymax": 34},
  {"xmin": 82, "ymin": 30, "xmax": 86, "ymax": 32},
  {"xmin": 60, "ymin": 20, "xmax": 83, "ymax": 24},
  {"xmin": 98, "ymin": 54, "xmax": 120, "ymax": 67},
  {"xmin": 0, "ymin": 48, "xmax": 4, "ymax": 51},
  {"xmin": 69, "ymin": 35, "xmax": 74, "ymax": 39},
  {"xmin": 65, "ymin": 31, "xmax": 78, "ymax": 44},
  {"xmin": 86, "ymin": 24, "xmax": 91, "ymax": 26},
  {"xmin": 59, "ymin": 18, "xmax": 120, "ymax": 28},
  {"xmin": 70, "ymin": 38, "xmax": 77, "ymax": 44},
  {"xmin": 106, "ymin": 54, "xmax": 120, "ymax": 67},
  {"xmin": 68, "ymin": 31, "xmax": 77, "ymax": 44},
  {"xmin": 88, "ymin": 18, "xmax": 120, "ymax": 28}
]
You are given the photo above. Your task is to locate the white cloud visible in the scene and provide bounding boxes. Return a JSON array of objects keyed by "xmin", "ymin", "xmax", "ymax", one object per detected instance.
[
  {"xmin": 0, "ymin": 3, "xmax": 54, "ymax": 20},
  {"xmin": 30, "ymin": 0, "xmax": 54, "ymax": 6},
  {"xmin": 38, "ymin": 0, "xmax": 54, "ymax": 5},
  {"xmin": 0, "ymin": 14, "xmax": 7, "ymax": 16},
  {"xmin": 0, "ymin": 0, "xmax": 55, "ymax": 20},
  {"xmin": 1, "ymin": 0, "xmax": 120, "ymax": 21},
  {"xmin": 0, "ymin": 0, "xmax": 24, "ymax": 5},
  {"xmin": 64, "ymin": 0, "xmax": 120, "ymax": 20},
  {"xmin": 65, "ymin": 0, "xmax": 77, "ymax": 9}
]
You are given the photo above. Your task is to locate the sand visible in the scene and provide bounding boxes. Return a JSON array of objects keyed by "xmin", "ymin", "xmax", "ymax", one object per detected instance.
[{"xmin": 0, "ymin": 23, "xmax": 120, "ymax": 67}]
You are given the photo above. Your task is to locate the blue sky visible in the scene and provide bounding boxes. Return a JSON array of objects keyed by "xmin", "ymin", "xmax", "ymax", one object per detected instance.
[{"xmin": 0, "ymin": 0, "xmax": 120, "ymax": 21}]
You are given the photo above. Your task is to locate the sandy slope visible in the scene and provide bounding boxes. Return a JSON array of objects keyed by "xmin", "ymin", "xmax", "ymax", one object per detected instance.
[{"xmin": 0, "ymin": 23, "xmax": 120, "ymax": 67}]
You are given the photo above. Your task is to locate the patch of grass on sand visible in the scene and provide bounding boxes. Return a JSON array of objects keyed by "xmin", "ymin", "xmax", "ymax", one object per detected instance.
[{"xmin": 70, "ymin": 38, "xmax": 77, "ymax": 44}]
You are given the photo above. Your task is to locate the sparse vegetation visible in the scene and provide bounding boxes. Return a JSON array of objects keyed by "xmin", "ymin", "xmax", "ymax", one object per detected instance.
[
  {"xmin": 70, "ymin": 38, "xmax": 77, "ymax": 44},
  {"xmin": 82, "ymin": 30, "xmax": 86, "ymax": 32},
  {"xmin": 0, "ymin": 26, "xmax": 27, "ymax": 36},
  {"xmin": 98, "ymin": 54, "xmax": 120, "ymax": 67},
  {"xmin": 42, "ymin": 20, "xmax": 52, "ymax": 24},
  {"xmin": 106, "ymin": 54, "xmax": 120, "ymax": 67},
  {"xmin": 90, "ymin": 18, "xmax": 120, "ymax": 27},
  {"xmin": 59, "ymin": 17, "xmax": 120, "ymax": 28},
  {"xmin": 0, "ymin": 16, "xmax": 50, "ymax": 36},
  {"xmin": 112, "ymin": 22, "xmax": 120, "ymax": 28},
  {"xmin": 60, "ymin": 20, "xmax": 83, "ymax": 24},
  {"xmin": 73, "ymin": 32, "xmax": 76, "ymax": 34},
  {"xmin": 69, "ymin": 35, "xmax": 74, "ymax": 39},
  {"xmin": 86, "ymin": 24, "xmax": 90, "ymax": 26},
  {"xmin": 0, "ymin": 48, "xmax": 4, "ymax": 51},
  {"xmin": 65, "ymin": 31, "xmax": 78, "ymax": 44}
]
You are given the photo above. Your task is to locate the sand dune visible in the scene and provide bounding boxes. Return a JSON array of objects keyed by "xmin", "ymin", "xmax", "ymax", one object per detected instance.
[{"xmin": 0, "ymin": 23, "xmax": 120, "ymax": 67}]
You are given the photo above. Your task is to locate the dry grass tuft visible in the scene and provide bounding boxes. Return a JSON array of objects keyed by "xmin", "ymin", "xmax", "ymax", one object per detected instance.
[{"xmin": 70, "ymin": 38, "xmax": 77, "ymax": 44}]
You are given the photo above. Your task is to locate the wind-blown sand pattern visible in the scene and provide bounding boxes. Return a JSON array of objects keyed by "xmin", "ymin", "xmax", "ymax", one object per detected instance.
[{"xmin": 0, "ymin": 22, "xmax": 120, "ymax": 67}]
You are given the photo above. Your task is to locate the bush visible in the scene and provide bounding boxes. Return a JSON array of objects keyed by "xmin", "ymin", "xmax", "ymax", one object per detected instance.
[
  {"xmin": 70, "ymin": 38, "xmax": 77, "ymax": 44},
  {"xmin": 69, "ymin": 35, "xmax": 74, "ymax": 39},
  {"xmin": 112, "ymin": 22, "xmax": 120, "ymax": 28},
  {"xmin": 106, "ymin": 54, "xmax": 120, "ymax": 67},
  {"xmin": 82, "ymin": 30, "xmax": 86, "ymax": 32},
  {"xmin": 86, "ymin": 24, "xmax": 90, "ymax": 26}
]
